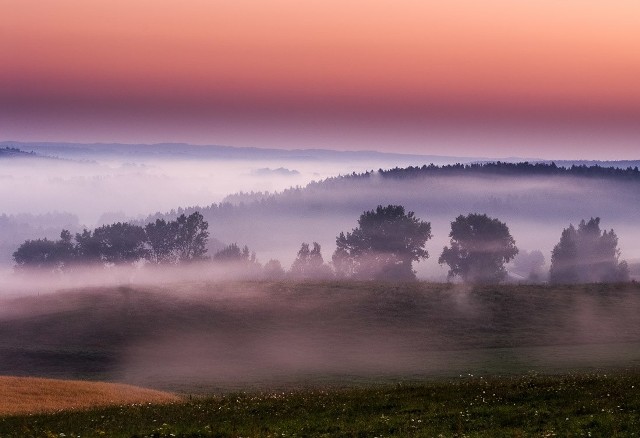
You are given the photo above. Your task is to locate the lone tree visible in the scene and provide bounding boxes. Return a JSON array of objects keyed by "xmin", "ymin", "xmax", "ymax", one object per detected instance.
[
  {"xmin": 549, "ymin": 217, "xmax": 629, "ymax": 283},
  {"xmin": 332, "ymin": 205, "xmax": 432, "ymax": 280},
  {"xmin": 263, "ymin": 259, "xmax": 286, "ymax": 280},
  {"xmin": 439, "ymin": 213, "xmax": 518, "ymax": 283}
]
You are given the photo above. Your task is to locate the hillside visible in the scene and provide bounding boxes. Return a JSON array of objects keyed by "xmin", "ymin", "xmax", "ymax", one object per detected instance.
[
  {"xmin": 142, "ymin": 162, "xmax": 640, "ymax": 272},
  {"xmin": 2, "ymin": 281, "xmax": 640, "ymax": 392},
  {"xmin": 3, "ymin": 160, "xmax": 639, "ymax": 275}
]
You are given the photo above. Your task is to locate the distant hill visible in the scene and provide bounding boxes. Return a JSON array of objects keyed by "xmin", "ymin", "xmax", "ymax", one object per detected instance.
[
  {"xmin": 140, "ymin": 161, "xmax": 640, "ymax": 271},
  {"xmin": 4, "ymin": 141, "xmax": 638, "ymax": 169},
  {"xmin": 0, "ymin": 146, "xmax": 37, "ymax": 158},
  {"xmin": 2, "ymin": 158, "xmax": 638, "ymax": 274},
  {"xmin": 0, "ymin": 141, "xmax": 522, "ymax": 165}
]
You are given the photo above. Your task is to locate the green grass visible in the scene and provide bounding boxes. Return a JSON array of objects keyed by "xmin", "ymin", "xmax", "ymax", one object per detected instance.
[
  {"xmin": 2, "ymin": 372, "xmax": 640, "ymax": 437},
  {"xmin": 3, "ymin": 281, "xmax": 640, "ymax": 394}
]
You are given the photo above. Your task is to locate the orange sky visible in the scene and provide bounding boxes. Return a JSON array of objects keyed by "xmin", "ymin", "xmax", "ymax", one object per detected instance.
[{"xmin": 2, "ymin": 0, "xmax": 640, "ymax": 158}]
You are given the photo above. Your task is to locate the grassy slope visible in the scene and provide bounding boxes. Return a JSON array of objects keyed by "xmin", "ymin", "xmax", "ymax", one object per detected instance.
[
  {"xmin": 1, "ymin": 372, "xmax": 640, "ymax": 437},
  {"xmin": 0, "ymin": 376, "xmax": 179, "ymax": 416},
  {"xmin": 2, "ymin": 281, "xmax": 640, "ymax": 392}
]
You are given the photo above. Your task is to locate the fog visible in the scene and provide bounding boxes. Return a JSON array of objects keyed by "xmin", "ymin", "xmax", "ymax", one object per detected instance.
[
  {"xmin": 0, "ymin": 157, "xmax": 339, "ymax": 224},
  {"xmin": 0, "ymin": 147, "xmax": 476, "ymax": 266},
  {"xmin": 1, "ymin": 142, "xmax": 486, "ymax": 225},
  {"xmin": 137, "ymin": 171, "xmax": 640, "ymax": 280},
  {"xmin": 1, "ymin": 275, "xmax": 639, "ymax": 392},
  {"xmin": 2, "ymin": 148, "xmax": 639, "ymax": 397},
  {"xmin": 2, "ymin": 155, "xmax": 639, "ymax": 280}
]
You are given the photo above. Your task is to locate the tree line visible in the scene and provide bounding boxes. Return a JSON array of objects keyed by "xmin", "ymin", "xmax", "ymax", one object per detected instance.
[
  {"xmin": 140, "ymin": 161, "xmax": 640, "ymax": 225},
  {"xmin": 12, "ymin": 206, "xmax": 631, "ymax": 284},
  {"xmin": 13, "ymin": 212, "xmax": 209, "ymax": 271}
]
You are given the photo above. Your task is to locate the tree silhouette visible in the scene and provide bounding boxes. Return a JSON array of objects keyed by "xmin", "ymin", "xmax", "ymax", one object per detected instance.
[
  {"xmin": 91, "ymin": 222, "xmax": 148, "ymax": 265},
  {"xmin": 74, "ymin": 229, "xmax": 102, "ymax": 264},
  {"xmin": 332, "ymin": 205, "xmax": 432, "ymax": 280},
  {"xmin": 144, "ymin": 218, "xmax": 178, "ymax": 264},
  {"xmin": 439, "ymin": 213, "xmax": 518, "ymax": 283},
  {"xmin": 550, "ymin": 217, "xmax": 629, "ymax": 283},
  {"xmin": 213, "ymin": 243, "xmax": 256, "ymax": 263},
  {"xmin": 290, "ymin": 242, "xmax": 332, "ymax": 279},
  {"xmin": 12, "ymin": 212, "xmax": 211, "ymax": 269},
  {"xmin": 263, "ymin": 259, "xmax": 286, "ymax": 280},
  {"xmin": 174, "ymin": 212, "xmax": 209, "ymax": 262},
  {"xmin": 12, "ymin": 230, "xmax": 76, "ymax": 272}
]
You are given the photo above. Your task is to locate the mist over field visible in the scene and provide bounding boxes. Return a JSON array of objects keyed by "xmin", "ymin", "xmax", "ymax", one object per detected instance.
[
  {"xmin": 141, "ymin": 168, "xmax": 640, "ymax": 279},
  {"xmin": 0, "ymin": 142, "xmax": 486, "ymax": 264},
  {"xmin": 1, "ymin": 281, "xmax": 640, "ymax": 392},
  {"xmin": 4, "ymin": 3, "xmax": 640, "ymax": 432},
  {"xmin": 1, "ymin": 144, "xmax": 639, "ymax": 279},
  {"xmin": 1, "ymin": 142, "xmax": 640, "ymax": 396}
]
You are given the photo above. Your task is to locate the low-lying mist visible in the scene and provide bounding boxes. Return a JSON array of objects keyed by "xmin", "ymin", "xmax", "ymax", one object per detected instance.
[
  {"xmin": 2, "ymin": 157, "xmax": 639, "ymax": 281},
  {"xmin": 1, "ymin": 278, "xmax": 639, "ymax": 392}
]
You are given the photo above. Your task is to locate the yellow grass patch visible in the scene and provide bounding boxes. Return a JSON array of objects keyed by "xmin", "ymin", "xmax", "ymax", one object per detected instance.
[{"xmin": 0, "ymin": 376, "xmax": 180, "ymax": 416}]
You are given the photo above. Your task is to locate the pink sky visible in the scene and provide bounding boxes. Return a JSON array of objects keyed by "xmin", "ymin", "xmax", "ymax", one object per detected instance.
[{"xmin": 2, "ymin": 0, "xmax": 639, "ymax": 159}]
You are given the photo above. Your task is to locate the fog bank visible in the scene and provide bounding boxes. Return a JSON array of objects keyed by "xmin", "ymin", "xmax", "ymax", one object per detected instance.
[{"xmin": 1, "ymin": 280, "xmax": 640, "ymax": 392}]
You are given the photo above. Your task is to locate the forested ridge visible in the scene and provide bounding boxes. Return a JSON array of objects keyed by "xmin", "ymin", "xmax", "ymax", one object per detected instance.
[{"xmin": 142, "ymin": 161, "xmax": 640, "ymax": 222}]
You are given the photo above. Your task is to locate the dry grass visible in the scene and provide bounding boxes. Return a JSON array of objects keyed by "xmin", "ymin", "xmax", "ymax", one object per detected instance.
[{"xmin": 0, "ymin": 376, "xmax": 180, "ymax": 416}]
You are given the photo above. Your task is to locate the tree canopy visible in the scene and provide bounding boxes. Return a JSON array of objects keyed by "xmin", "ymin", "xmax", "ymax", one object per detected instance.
[
  {"xmin": 439, "ymin": 213, "xmax": 518, "ymax": 283},
  {"xmin": 12, "ymin": 230, "xmax": 76, "ymax": 272},
  {"xmin": 213, "ymin": 243, "xmax": 256, "ymax": 264},
  {"xmin": 549, "ymin": 217, "xmax": 629, "ymax": 283},
  {"xmin": 13, "ymin": 212, "xmax": 210, "ymax": 269},
  {"xmin": 290, "ymin": 242, "xmax": 332, "ymax": 280},
  {"xmin": 174, "ymin": 212, "xmax": 209, "ymax": 262},
  {"xmin": 332, "ymin": 205, "xmax": 432, "ymax": 280}
]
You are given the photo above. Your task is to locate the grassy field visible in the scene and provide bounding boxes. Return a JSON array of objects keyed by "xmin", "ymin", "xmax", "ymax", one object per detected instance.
[
  {"xmin": 2, "ymin": 372, "xmax": 640, "ymax": 437},
  {"xmin": 2, "ymin": 281, "xmax": 640, "ymax": 435},
  {"xmin": 2, "ymin": 281, "xmax": 640, "ymax": 392}
]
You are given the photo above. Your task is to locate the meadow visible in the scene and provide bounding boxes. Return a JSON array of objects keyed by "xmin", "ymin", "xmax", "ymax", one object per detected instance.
[
  {"xmin": 2, "ymin": 281, "xmax": 640, "ymax": 436},
  {"xmin": 2, "ymin": 372, "xmax": 640, "ymax": 437},
  {"xmin": 2, "ymin": 281, "xmax": 640, "ymax": 390}
]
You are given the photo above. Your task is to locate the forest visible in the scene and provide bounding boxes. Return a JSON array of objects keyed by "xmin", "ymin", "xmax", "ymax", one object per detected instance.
[{"xmin": 2, "ymin": 162, "xmax": 639, "ymax": 281}]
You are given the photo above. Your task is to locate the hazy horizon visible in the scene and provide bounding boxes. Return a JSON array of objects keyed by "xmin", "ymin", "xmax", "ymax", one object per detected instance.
[{"xmin": 3, "ymin": 1, "xmax": 640, "ymax": 160}]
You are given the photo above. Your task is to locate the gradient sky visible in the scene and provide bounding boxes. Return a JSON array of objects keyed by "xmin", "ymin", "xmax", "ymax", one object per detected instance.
[{"xmin": 2, "ymin": 0, "xmax": 639, "ymax": 159}]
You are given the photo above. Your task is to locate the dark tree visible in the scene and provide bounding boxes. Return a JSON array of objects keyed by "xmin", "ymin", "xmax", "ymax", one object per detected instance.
[
  {"xmin": 332, "ymin": 205, "xmax": 431, "ymax": 280},
  {"xmin": 174, "ymin": 212, "xmax": 209, "ymax": 262},
  {"xmin": 13, "ymin": 230, "xmax": 76, "ymax": 272},
  {"xmin": 439, "ymin": 213, "xmax": 518, "ymax": 283},
  {"xmin": 550, "ymin": 217, "xmax": 629, "ymax": 283},
  {"xmin": 91, "ymin": 222, "xmax": 148, "ymax": 265},
  {"xmin": 263, "ymin": 259, "xmax": 286, "ymax": 280},
  {"xmin": 74, "ymin": 229, "xmax": 103, "ymax": 264},
  {"xmin": 213, "ymin": 243, "xmax": 256, "ymax": 263},
  {"xmin": 290, "ymin": 242, "xmax": 333, "ymax": 279},
  {"xmin": 13, "ymin": 231, "xmax": 71, "ymax": 272},
  {"xmin": 13, "ymin": 238, "xmax": 58, "ymax": 270},
  {"xmin": 144, "ymin": 219, "xmax": 178, "ymax": 264}
]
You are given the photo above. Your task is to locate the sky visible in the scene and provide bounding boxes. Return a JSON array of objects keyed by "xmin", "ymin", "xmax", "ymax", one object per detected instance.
[{"xmin": 2, "ymin": 0, "xmax": 639, "ymax": 159}]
